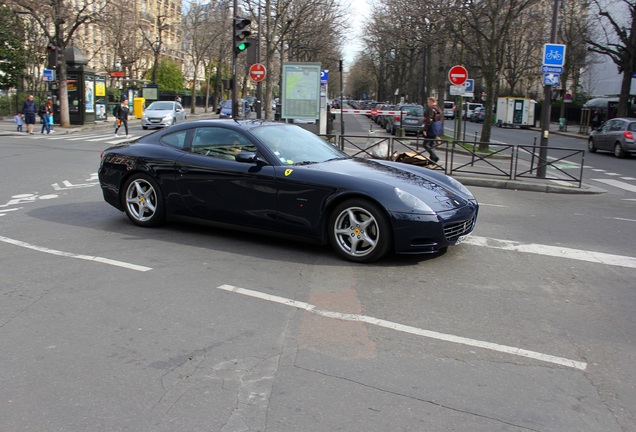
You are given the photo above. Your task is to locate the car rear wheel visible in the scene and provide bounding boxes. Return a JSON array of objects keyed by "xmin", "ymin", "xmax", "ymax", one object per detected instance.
[
  {"xmin": 614, "ymin": 142, "xmax": 627, "ymax": 158},
  {"xmin": 587, "ymin": 139, "xmax": 597, "ymax": 153},
  {"xmin": 329, "ymin": 199, "xmax": 391, "ymax": 263},
  {"xmin": 122, "ymin": 174, "xmax": 165, "ymax": 227}
]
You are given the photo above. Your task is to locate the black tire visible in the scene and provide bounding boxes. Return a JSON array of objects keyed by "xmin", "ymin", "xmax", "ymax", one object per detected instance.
[
  {"xmin": 328, "ymin": 199, "xmax": 392, "ymax": 263},
  {"xmin": 587, "ymin": 139, "xmax": 597, "ymax": 153},
  {"xmin": 142, "ymin": 126, "xmax": 148, "ymax": 130},
  {"xmin": 122, "ymin": 173, "xmax": 165, "ymax": 227},
  {"xmin": 614, "ymin": 142, "xmax": 626, "ymax": 158}
]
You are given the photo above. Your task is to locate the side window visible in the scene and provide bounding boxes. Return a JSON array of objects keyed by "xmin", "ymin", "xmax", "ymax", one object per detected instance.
[
  {"xmin": 160, "ymin": 129, "xmax": 189, "ymax": 150},
  {"xmin": 190, "ymin": 127, "xmax": 256, "ymax": 159},
  {"xmin": 601, "ymin": 120, "xmax": 614, "ymax": 132},
  {"xmin": 610, "ymin": 120, "xmax": 624, "ymax": 131}
]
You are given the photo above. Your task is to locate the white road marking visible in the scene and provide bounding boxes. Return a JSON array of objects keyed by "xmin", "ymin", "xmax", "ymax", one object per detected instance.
[
  {"xmin": 605, "ymin": 217, "xmax": 636, "ymax": 222},
  {"xmin": 605, "ymin": 172, "xmax": 621, "ymax": 176},
  {"xmin": 217, "ymin": 284, "xmax": 587, "ymax": 370},
  {"xmin": 0, "ymin": 235, "xmax": 152, "ymax": 272},
  {"xmin": 591, "ymin": 169, "xmax": 605, "ymax": 172},
  {"xmin": 592, "ymin": 178, "xmax": 636, "ymax": 193},
  {"xmin": 464, "ymin": 236, "xmax": 636, "ymax": 269},
  {"xmin": 622, "ymin": 177, "xmax": 636, "ymax": 181},
  {"xmin": 478, "ymin": 203, "xmax": 508, "ymax": 208}
]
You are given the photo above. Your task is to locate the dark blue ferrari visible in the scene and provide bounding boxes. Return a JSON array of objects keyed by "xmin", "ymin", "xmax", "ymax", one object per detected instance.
[{"xmin": 98, "ymin": 120, "xmax": 478, "ymax": 263}]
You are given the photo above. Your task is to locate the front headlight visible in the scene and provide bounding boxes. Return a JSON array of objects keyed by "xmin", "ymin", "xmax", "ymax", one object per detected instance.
[
  {"xmin": 394, "ymin": 187, "xmax": 435, "ymax": 214},
  {"xmin": 163, "ymin": 114, "xmax": 172, "ymax": 121}
]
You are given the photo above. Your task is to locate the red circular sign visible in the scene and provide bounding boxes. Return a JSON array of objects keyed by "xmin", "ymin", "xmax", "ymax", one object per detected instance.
[
  {"xmin": 370, "ymin": 109, "xmax": 378, "ymax": 117},
  {"xmin": 448, "ymin": 65, "xmax": 468, "ymax": 85},
  {"xmin": 249, "ymin": 63, "xmax": 266, "ymax": 82}
]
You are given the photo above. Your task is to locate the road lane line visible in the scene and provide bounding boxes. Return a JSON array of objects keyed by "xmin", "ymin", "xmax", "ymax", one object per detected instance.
[
  {"xmin": 464, "ymin": 236, "xmax": 636, "ymax": 269},
  {"xmin": 592, "ymin": 178, "xmax": 636, "ymax": 193},
  {"xmin": 0, "ymin": 235, "xmax": 152, "ymax": 272},
  {"xmin": 217, "ymin": 284, "xmax": 587, "ymax": 370}
]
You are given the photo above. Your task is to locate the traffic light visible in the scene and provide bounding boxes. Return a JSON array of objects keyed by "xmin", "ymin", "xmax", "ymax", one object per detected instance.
[
  {"xmin": 234, "ymin": 17, "xmax": 251, "ymax": 55},
  {"xmin": 47, "ymin": 44, "xmax": 58, "ymax": 69}
]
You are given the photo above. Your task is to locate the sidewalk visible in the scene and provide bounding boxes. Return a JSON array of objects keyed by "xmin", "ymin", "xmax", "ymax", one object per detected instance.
[{"xmin": 0, "ymin": 107, "xmax": 218, "ymax": 136}]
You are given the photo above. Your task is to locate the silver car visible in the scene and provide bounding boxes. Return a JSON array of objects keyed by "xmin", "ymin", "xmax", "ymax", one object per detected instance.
[
  {"xmin": 141, "ymin": 101, "xmax": 186, "ymax": 129},
  {"xmin": 588, "ymin": 117, "xmax": 636, "ymax": 158}
]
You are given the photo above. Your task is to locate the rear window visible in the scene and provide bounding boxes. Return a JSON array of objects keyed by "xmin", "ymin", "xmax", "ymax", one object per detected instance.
[
  {"xmin": 403, "ymin": 106, "xmax": 424, "ymax": 116},
  {"xmin": 628, "ymin": 122, "xmax": 636, "ymax": 132},
  {"xmin": 444, "ymin": 102, "xmax": 454, "ymax": 109}
]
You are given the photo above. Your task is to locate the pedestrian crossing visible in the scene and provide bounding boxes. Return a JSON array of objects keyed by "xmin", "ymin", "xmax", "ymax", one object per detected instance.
[{"xmin": 17, "ymin": 131, "xmax": 136, "ymax": 145}]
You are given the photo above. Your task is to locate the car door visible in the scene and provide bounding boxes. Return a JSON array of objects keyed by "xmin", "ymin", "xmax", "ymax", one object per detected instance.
[
  {"xmin": 175, "ymin": 126, "xmax": 278, "ymax": 229},
  {"xmin": 175, "ymin": 103, "xmax": 185, "ymax": 123}
]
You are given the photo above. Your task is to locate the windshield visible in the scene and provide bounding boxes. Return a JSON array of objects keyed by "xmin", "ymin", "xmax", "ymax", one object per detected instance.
[
  {"xmin": 251, "ymin": 124, "xmax": 349, "ymax": 165},
  {"xmin": 222, "ymin": 100, "xmax": 232, "ymax": 108},
  {"xmin": 147, "ymin": 102, "xmax": 174, "ymax": 110}
]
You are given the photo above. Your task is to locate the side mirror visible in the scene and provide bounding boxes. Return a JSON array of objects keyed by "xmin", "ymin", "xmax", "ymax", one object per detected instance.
[{"xmin": 235, "ymin": 151, "xmax": 261, "ymax": 164}]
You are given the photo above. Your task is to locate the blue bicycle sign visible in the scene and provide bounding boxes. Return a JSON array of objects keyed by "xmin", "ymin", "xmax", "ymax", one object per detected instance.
[{"xmin": 543, "ymin": 44, "xmax": 566, "ymax": 67}]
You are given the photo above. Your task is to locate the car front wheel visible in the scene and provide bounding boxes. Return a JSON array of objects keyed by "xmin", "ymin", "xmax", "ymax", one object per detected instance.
[
  {"xmin": 614, "ymin": 142, "xmax": 627, "ymax": 158},
  {"xmin": 328, "ymin": 199, "xmax": 391, "ymax": 263},
  {"xmin": 587, "ymin": 139, "xmax": 597, "ymax": 153},
  {"xmin": 122, "ymin": 174, "xmax": 165, "ymax": 227}
]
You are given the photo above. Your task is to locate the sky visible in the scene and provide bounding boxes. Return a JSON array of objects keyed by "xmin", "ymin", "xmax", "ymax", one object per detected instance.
[{"xmin": 342, "ymin": 0, "xmax": 372, "ymax": 66}]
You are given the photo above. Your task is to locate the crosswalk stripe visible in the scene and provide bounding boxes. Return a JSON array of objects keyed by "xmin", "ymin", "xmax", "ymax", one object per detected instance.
[{"xmin": 592, "ymin": 178, "xmax": 636, "ymax": 193}]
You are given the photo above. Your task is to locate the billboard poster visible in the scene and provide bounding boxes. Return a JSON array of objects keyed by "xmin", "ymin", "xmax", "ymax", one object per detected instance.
[
  {"xmin": 85, "ymin": 78, "xmax": 95, "ymax": 113},
  {"xmin": 281, "ymin": 63, "xmax": 321, "ymax": 120}
]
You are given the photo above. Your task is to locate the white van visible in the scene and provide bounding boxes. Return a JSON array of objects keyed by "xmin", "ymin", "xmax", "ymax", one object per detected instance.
[
  {"xmin": 463, "ymin": 102, "xmax": 483, "ymax": 120},
  {"xmin": 443, "ymin": 101, "xmax": 456, "ymax": 119}
]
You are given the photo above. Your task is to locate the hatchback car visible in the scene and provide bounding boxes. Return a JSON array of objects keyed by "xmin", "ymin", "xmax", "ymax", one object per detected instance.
[
  {"xmin": 588, "ymin": 117, "xmax": 636, "ymax": 158},
  {"xmin": 141, "ymin": 101, "xmax": 186, "ymax": 130},
  {"xmin": 469, "ymin": 107, "xmax": 486, "ymax": 123},
  {"xmin": 385, "ymin": 104, "xmax": 425, "ymax": 135}
]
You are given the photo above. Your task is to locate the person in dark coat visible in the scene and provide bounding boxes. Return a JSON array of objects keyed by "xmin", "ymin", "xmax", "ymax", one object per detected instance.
[
  {"xmin": 21, "ymin": 94, "xmax": 37, "ymax": 135},
  {"xmin": 113, "ymin": 97, "xmax": 130, "ymax": 137}
]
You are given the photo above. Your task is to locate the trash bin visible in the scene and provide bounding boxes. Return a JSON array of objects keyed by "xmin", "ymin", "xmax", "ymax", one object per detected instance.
[{"xmin": 133, "ymin": 97, "xmax": 145, "ymax": 119}]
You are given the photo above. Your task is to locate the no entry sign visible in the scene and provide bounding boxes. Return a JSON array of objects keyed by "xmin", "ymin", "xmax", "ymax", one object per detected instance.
[
  {"xmin": 448, "ymin": 65, "xmax": 468, "ymax": 86},
  {"xmin": 249, "ymin": 63, "xmax": 266, "ymax": 82}
]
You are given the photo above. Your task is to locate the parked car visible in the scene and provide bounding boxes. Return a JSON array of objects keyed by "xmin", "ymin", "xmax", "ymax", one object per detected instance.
[
  {"xmin": 469, "ymin": 107, "xmax": 486, "ymax": 123},
  {"xmin": 463, "ymin": 102, "xmax": 483, "ymax": 120},
  {"xmin": 377, "ymin": 104, "xmax": 396, "ymax": 129},
  {"xmin": 98, "ymin": 120, "xmax": 478, "ymax": 263},
  {"xmin": 141, "ymin": 101, "xmax": 186, "ymax": 130},
  {"xmin": 385, "ymin": 104, "xmax": 425, "ymax": 135},
  {"xmin": 588, "ymin": 117, "xmax": 636, "ymax": 158},
  {"xmin": 443, "ymin": 101, "xmax": 456, "ymax": 119},
  {"xmin": 219, "ymin": 99, "xmax": 251, "ymax": 119}
]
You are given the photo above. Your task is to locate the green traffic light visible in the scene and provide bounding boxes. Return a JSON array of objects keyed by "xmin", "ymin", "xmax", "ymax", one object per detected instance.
[{"xmin": 237, "ymin": 42, "xmax": 247, "ymax": 51}]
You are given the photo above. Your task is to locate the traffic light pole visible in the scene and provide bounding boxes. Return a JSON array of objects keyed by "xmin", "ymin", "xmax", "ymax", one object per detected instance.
[
  {"xmin": 537, "ymin": 0, "xmax": 560, "ymax": 178},
  {"xmin": 231, "ymin": 0, "xmax": 238, "ymax": 119}
]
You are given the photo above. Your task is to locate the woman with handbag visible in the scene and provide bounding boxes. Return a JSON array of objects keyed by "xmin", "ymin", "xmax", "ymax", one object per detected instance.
[
  {"xmin": 422, "ymin": 97, "xmax": 443, "ymax": 162},
  {"xmin": 113, "ymin": 97, "xmax": 130, "ymax": 138}
]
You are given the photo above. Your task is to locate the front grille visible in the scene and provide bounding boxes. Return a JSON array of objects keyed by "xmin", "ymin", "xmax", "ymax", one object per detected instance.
[{"xmin": 444, "ymin": 216, "xmax": 475, "ymax": 241}]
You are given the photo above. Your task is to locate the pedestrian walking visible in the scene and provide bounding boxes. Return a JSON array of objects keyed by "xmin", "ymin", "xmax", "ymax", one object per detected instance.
[
  {"xmin": 175, "ymin": 95, "xmax": 182, "ymax": 104},
  {"xmin": 13, "ymin": 112, "xmax": 24, "ymax": 132},
  {"xmin": 422, "ymin": 96, "xmax": 443, "ymax": 162},
  {"xmin": 21, "ymin": 94, "xmax": 37, "ymax": 134},
  {"xmin": 39, "ymin": 100, "xmax": 54, "ymax": 134},
  {"xmin": 591, "ymin": 109, "xmax": 601, "ymax": 130},
  {"xmin": 113, "ymin": 97, "xmax": 130, "ymax": 137}
]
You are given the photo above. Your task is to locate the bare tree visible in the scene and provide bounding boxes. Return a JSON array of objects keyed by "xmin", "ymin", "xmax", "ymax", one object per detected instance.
[
  {"xmin": 451, "ymin": 0, "xmax": 538, "ymax": 146},
  {"xmin": 7, "ymin": 0, "xmax": 112, "ymax": 127},
  {"xmin": 183, "ymin": 1, "xmax": 226, "ymax": 114},
  {"xmin": 587, "ymin": 0, "xmax": 636, "ymax": 117}
]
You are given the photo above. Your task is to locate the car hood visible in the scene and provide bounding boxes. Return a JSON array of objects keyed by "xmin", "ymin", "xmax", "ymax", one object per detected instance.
[
  {"xmin": 144, "ymin": 109, "xmax": 173, "ymax": 116},
  {"xmin": 302, "ymin": 158, "xmax": 476, "ymax": 213}
]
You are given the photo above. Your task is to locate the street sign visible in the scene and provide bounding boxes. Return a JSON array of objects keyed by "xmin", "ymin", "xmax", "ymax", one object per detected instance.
[
  {"xmin": 448, "ymin": 65, "xmax": 468, "ymax": 85},
  {"xmin": 543, "ymin": 73, "xmax": 560, "ymax": 86},
  {"xmin": 320, "ymin": 70, "xmax": 329, "ymax": 84},
  {"xmin": 543, "ymin": 43, "xmax": 566, "ymax": 67},
  {"xmin": 541, "ymin": 65, "xmax": 563, "ymax": 73},
  {"xmin": 464, "ymin": 79, "xmax": 474, "ymax": 93},
  {"xmin": 449, "ymin": 85, "xmax": 466, "ymax": 96},
  {"xmin": 249, "ymin": 63, "xmax": 266, "ymax": 82},
  {"xmin": 42, "ymin": 69, "xmax": 55, "ymax": 81}
]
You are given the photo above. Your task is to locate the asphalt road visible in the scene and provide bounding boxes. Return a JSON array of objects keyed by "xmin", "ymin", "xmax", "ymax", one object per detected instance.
[{"xmin": 1, "ymin": 121, "xmax": 635, "ymax": 431}]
